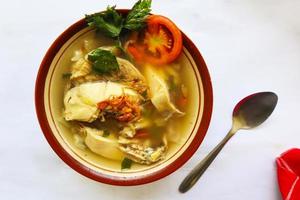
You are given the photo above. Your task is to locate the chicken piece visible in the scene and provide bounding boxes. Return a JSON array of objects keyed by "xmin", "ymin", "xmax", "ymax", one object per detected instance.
[
  {"xmin": 70, "ymin": 58, "xmax": 92, "ymax": 80},
  {"xmin": 119, "ymin": 118, "xmax": 152, "ymax": 138},
  {"xmin": 119, "ymin": 125, "xmax": 136, "ymax": 138},
  {"xmin": 64, "ymin": 81, "xmax": 141, "ymax": 122},
  {"xmin": 117, "ymin": 58, "xmax": 149, "ymax": 96},
  {"xmin": 118, "ymin": 136, "xmax": 167, "ymax": 165},
  {"xmin": 77, "ymin": 50, "xmax": 145, "ymax": 83},
  {"xmin": 69, "ymin": 45, "xmax": 148, "ymax": 95},
  {"xmin": 144, "ymin": 66, "xmax": 184, "ymax": 119},
  {"xmin": 70, "ymin": 55, "xmax": 149, "ymax": 95},
  {"xmin": 117, "ymin": 58, "xmax": 145, "ymax": 82},
  {"xmin": 70, "ymin": 41, "xmax": 95, "ymax": 80},
  {"xmin": 83, "ymin": 126, "xmax": 124, "ymax": 160},
  {"xmin": 64, "ymin": 87, "xmax": 99, "ymax": 122}
]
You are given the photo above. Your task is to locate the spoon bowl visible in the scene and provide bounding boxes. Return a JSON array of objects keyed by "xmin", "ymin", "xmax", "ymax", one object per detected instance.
[
  {"xmin": 179, "ymin": 92, "xmax": 278, "ymax": 193},
  {"xmin": 233, "ymin": 92, "xmax": 278, "ymax": 129}
]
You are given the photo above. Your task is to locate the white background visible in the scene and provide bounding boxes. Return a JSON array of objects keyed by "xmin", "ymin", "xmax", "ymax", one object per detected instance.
[{"xmin": 1, "ymin": 0, "xmax": 300, "ymax": 199}]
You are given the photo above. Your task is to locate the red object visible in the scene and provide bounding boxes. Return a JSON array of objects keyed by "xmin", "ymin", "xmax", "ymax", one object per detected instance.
[
  {"xmin": 126, "ymin": 15, "xmax": 183, "ymax": 65},
  {"xmin": 97, "ymin": 101, "xmax": 108, "ymax": 110},
  {"xmin": 134, "ymin": 129, "xmax": 150, "ymax": 138},
  {"xmin": 276, "ymin": 148, "xmax": 300, "ymax": 200}
]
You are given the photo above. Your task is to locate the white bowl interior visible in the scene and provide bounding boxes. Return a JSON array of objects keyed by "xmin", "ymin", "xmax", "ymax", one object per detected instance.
[{"xmin": 44, "ymin": 27, "xmax": 204, "ymax": 178}]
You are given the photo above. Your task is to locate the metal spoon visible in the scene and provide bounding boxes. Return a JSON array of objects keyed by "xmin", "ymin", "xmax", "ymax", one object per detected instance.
[{"xmin": 179, "ymin": 92, "xmax": 278, "ymax": 193}]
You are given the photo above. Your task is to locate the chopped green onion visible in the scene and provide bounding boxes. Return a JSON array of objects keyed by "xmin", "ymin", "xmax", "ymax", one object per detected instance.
[
  {"xmin": 121, "ymin": 158, "xmax": 133, "ymax": 169},
  {"xmin": 102, "ymin": 130, "xmax": 110, "ymax": 137},
  {"xmin": 62, "ymin": 72, "xmax": 72, "ymax": 79}
]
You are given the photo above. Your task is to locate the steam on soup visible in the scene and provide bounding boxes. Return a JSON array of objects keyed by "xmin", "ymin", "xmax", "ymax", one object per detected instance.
[{"xmin": 62, "ymin": 0, "xmax": 191, "ymax": 169}]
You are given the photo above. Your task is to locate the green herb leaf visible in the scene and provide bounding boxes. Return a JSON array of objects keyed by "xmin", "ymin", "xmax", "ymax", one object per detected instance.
[
  {"xmin": 141, "ymin": 90, "xmax": 148, "ymax": 98},
  {"xmin": 121, "ymin": 158, "xmax": 133, "ymax": 170},
  {"xmin": 124, "ymin": 0, "xmax": 152, "ymax": 31},
  {"xmin": 85, "ymin": 6, "xmax": 124, "ymax": 38},
  {"xmin": 88, "ymin": 49, "xmax": 119, "ymax": 74},
  {"xmin": 168, "ymin": 75, "xmax": 177, "ymax": 92},
  {"xmin": 115, "ymin": 37, "xmax": 125, "ymax": 54},
  {"xmin": 102, "ymin": 130, "xmax": 110, "ymax": 137},
  {"xmin": 62, "ymin": 72, "xmax": 72, "ymax": 79}
]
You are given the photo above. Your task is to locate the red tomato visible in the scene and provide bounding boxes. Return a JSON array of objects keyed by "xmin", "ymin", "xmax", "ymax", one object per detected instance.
[{"xmin": 126, "ymin": 15, "xmax": 183, "ymax": 65}]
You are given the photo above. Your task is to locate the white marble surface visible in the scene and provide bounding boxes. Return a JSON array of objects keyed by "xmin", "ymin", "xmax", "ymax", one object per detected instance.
[{"xmin": 1, "ymin": 0, "xmax": 300, "ymax": 199}]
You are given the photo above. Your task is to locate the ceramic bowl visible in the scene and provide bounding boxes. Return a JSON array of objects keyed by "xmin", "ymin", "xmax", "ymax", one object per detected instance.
[{"xmin": 35, "ymin": 10, "xmax": 213, "ymax": 185}]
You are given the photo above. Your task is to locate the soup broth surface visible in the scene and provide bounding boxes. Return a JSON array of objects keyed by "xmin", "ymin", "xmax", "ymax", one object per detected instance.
[{"xmin": 48, "ymin": 28, "xmax": 201, "ymax": 172}]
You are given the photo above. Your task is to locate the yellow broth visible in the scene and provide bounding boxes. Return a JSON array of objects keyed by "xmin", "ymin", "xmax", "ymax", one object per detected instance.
[{"xmin": 50, "ymin": 28, "xmax": 200, "ymax": 172}]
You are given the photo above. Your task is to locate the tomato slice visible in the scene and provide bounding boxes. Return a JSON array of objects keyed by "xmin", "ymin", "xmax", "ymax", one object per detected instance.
[{"xmin": 126, "ymin": 15, "xmax": 183, "ymax": 65}]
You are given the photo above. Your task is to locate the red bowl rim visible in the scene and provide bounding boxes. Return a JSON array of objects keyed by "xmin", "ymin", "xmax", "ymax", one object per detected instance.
[{"xmin": 35, "ymin": 9, "xmax": 213, "ymax": 186}]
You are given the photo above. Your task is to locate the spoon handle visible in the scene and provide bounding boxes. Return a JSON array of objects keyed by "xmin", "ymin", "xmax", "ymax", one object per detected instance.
[{"xmin": 179, "ymin": 129, "xmax": 236, "ymax": 193}]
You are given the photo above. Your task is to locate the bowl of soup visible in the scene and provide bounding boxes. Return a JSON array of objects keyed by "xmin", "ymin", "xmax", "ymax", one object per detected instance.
[{"xmin": 35, "ymin": 8, "xmax": 213, "ymax": 185}]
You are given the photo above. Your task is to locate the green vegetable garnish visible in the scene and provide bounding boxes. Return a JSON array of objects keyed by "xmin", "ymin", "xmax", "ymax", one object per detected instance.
[
  {"xmin": 168, "ymin": 75, "xmax": 177, "ymax": 92},
  {"xmin": 124, "ymin": 0, "xmax": 152, "ymax": 31},
  {"xmin": 85, "ymin": 6, "xmax": 123, "ymax": 38},
  {"xmin": 62, "ymin": 72, "xmax": 72, "ymax": 79},
  {"xmin": 85, "ymin": 0, "xmax": 152, "ymax": 38},
  {"xmin": 141, "ymin": 90, "xmax": 148, "ymax": 98},
  {"xmin": 121, "ymin": 158, "xmax": 133, "ymax": 170},
  {"xmin": 102, "ymin": 130, "xmax": 110, "ymax": 137},
  {"xmin": 88, "ymin": 49, "xmax": 119, "ymax": 74}
]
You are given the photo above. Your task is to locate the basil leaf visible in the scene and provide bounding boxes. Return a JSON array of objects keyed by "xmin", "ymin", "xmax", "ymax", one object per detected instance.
[
  {"xmin": 124, "ymin": 0, "xmax": 152, "ymax": 31},
  {"xmin": 85, "ymin": 6, "xmax": 124, "ymax": 38},
  {"xmin": 85, "ymin": 0, "xmax": 152, "ymax": 38},
  {"xmin": 121, "ymin": 158, "xmax": 133, "ymax": 170},
  {"xmin": 88, "ymin": 49, "xmax": 119, "ymax": 74}
]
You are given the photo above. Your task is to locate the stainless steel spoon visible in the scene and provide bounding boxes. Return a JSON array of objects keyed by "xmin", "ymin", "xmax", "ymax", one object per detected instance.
[{"xmin": 179, "ymin": 92, "xmax": 278, "ymax": 193}]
